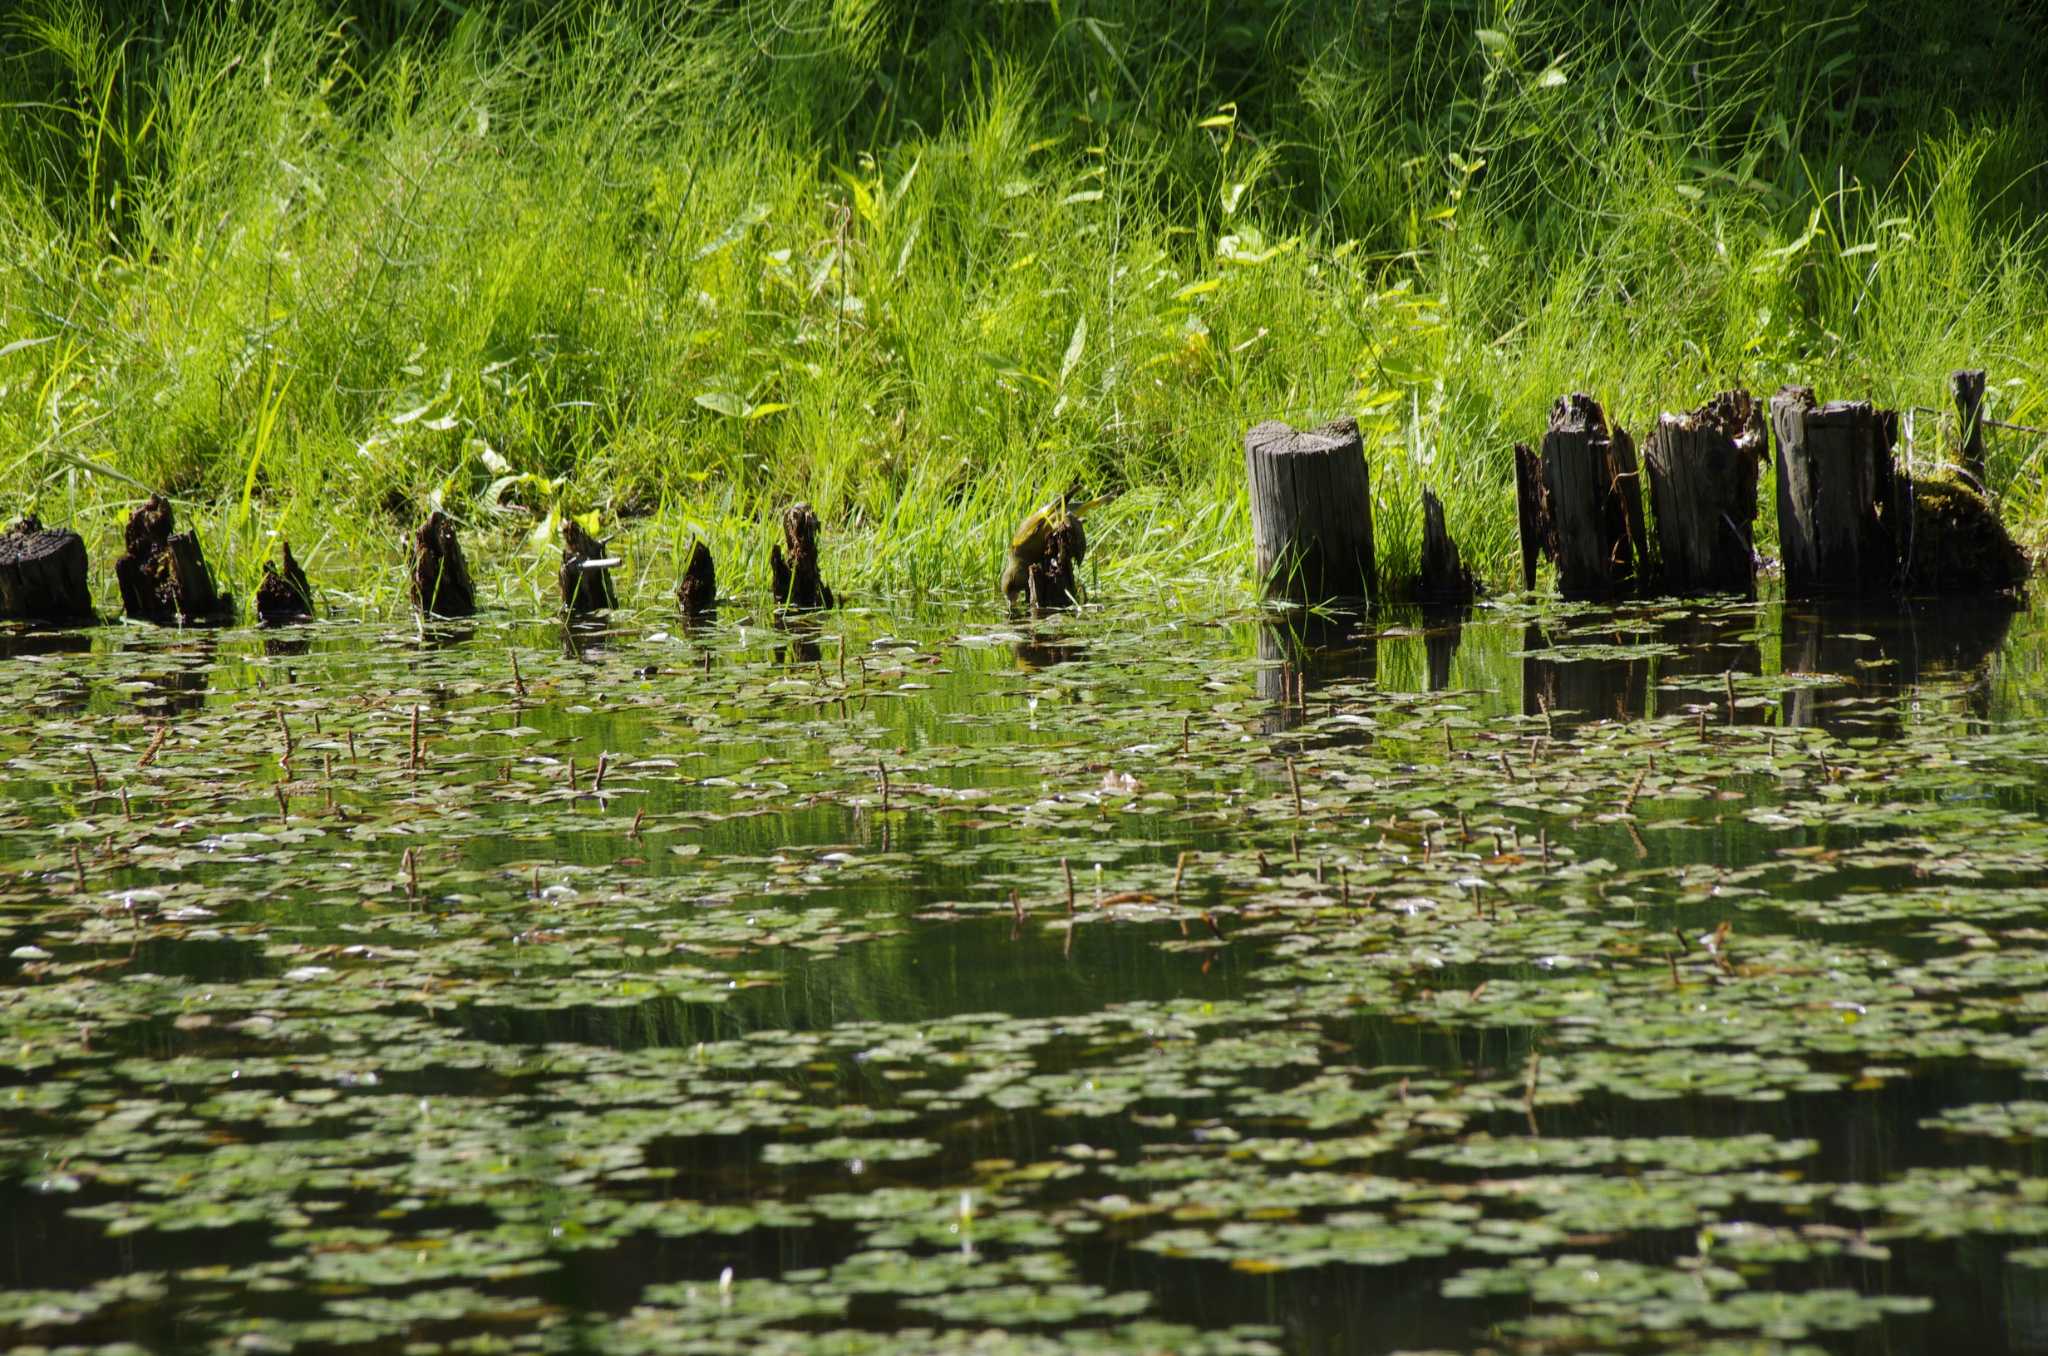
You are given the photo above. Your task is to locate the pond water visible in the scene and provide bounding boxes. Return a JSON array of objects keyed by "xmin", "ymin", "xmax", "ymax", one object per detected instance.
[{"xmin": 5, "ymin": 590, "xmax": 2048, "ymax": 1354}]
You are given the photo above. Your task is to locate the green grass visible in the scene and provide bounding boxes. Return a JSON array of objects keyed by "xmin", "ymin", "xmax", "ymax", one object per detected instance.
[{"xmin": 3, "ymin": 0, "xmax": 2047, "ymax": 611}]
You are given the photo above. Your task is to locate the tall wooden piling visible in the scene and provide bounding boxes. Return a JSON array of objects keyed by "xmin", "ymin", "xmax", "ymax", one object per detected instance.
[
  {"xmin": 1518, "ymin": 393, "xmax": 1644, "ymax": 600},
  {"xmin": 1769, "ymin": 386, "xmax": 1896, "ymax": 599},
  {"xmin": 1243, "ymin": 416, "xmax": 1376, "ymax": 605},
  {"xmin": 1642, "ymin": 389, "xmax": 1766, "ymax": 595}
]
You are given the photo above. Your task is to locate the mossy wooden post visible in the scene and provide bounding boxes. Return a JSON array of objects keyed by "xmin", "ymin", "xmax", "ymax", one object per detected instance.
[
  {"xmin": 1952, "ymin": 368, "xmax": 1988, "ymax": 488},
  {"xmin": 1243, "ymin": 416, "xmax": 1376, "ymax": 605},
  {"xmin": 0, "ymin": 516, "xmax": 94, "ymax": 623},
  {"xmin": 1769, "ymin": 386, "xmax": 1896, "ymax": 598},
  {"xmin": 1534, "ymin": 393, "xmax": 1643, "ymax": 600},
  {"xmin": 1417, "ymin": 488, "xmax": 1475, "ymax": 604},
  {"xmin": 1643, "ymin": 389, "xmax": 1766, "ymax": 595}
]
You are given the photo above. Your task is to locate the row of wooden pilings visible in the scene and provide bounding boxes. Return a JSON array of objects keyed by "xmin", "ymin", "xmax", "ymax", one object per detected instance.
[
  {"xmin": 1245, "ymin": 371, "xmax": 2029, "ymax": 606},
  {"xmin": 0, "ymin": 497, "xmax": 834, "ymax": 628}
]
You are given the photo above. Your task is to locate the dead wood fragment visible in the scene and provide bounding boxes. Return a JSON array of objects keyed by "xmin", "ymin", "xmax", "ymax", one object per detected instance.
[
  {"xmin": 770, "ymin": 502, "xmax": 834, "ymax": 609},
  {"xmin": 558, "ymin": 519, "xmax": 617, "ymax": 614},
  {"xmin": 254, "ymin": 540, "xmax": 314, "ymax": 623},
  {"xmin": 677, "ymin": 539, "xmax": 716, "ymax": 618},
  {"xmin": 114, "ymin": 495, "xmax": 225, "ymax": 624},
  {"xmin": 411, "ymin": 511, "xmax": 477, "ymax": 618}
]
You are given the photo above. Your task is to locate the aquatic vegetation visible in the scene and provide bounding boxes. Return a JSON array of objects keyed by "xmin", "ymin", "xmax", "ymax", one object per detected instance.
[{"xmin": 4, "ymin": 588, "xmax": 2048, "ymax": 1351}]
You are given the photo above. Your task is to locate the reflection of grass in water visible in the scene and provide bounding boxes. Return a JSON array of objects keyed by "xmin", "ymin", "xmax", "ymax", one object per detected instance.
[{"xmin": 3, "ymin": 4, "xmax": 2048, "ymax": 607}]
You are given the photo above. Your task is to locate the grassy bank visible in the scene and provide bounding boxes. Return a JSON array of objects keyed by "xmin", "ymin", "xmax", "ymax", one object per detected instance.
[{"xmin": 3, "ymin": 0, "xmax": 2047, "ymax": 609}]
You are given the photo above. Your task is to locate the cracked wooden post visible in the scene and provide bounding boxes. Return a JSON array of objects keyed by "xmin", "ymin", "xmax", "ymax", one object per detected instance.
[
  {"xmin": 1243, "ymin": 416, "xmax": 1376, "ymax": 606},
  {"xmin": 1643, "ymin": 389, "xmax": 1766, "ymax": 596},
  {"xmin": 1769, "ymin": 386, "xmax": 1896, "ymax": 599},
  {"xmin": 1527, "ymin": 393, "xmax": 1644, "ymax": 600},
  {"xmin": 0, "ymin": 516, "xmax": 94, "ymax": 623},
  {"xmin": 1952, "ymin": 368, "xmax": 1988, "ymax": 488}
]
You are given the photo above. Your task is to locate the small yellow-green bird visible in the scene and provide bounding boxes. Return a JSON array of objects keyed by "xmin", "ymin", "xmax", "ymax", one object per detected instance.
[{"xmin": 1000, "ymin": 484, "xmax": 1115, "ymax": 605}]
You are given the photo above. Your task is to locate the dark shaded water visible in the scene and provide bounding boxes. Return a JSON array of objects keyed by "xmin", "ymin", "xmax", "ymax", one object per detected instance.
[{"xmin": 3, "ymin": 591, "xmax": 2047, "ymax": 1354}]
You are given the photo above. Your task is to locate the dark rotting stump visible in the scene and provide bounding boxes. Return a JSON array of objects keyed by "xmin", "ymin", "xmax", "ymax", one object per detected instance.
[
  {"xmin": 1518, "ymin": 393, "xmax": 1645, "ymax": 600},
  {"xmin": 114, "ymin": 495, "xmax": 226, "ymax": 625},
  {"xmin": 1024, "ymin": 513, "xmax": 1087, "ymax": 611},
  {"xmin": 1416, "ymin": 488, "xmax": 1476, "ymax": 605},
  {"xmin": 1953, "ymin": 368, "xmax": 1988, "ymax": 489},
  {"xmin": 770, "ymin": 502, "xmax": 834, "ymax": 610},
  {"xmin": 410, "ymin": 511, "xmax": 476, "ymax": 618},
  {"xmin": 676, "ymin": 539, "xmax": 716, "ymax": 619},
  {"xmin": 254, "ymin": 540, "xmax": 313, "ymax": 623},
  {"xmin": 558, "ymin": 519, "xmax": 618, "ymax": 615},
  {"xmin": 1244, "ymin": 416, "xmax": 1376, "ymax": 606},
  {"xmin": 0, "ymin": 516, "xmax": 94, "ymax": 624},
  {"xmin": 1643, "ymin": 388, "xmax": 1767, "ymax": 596}
]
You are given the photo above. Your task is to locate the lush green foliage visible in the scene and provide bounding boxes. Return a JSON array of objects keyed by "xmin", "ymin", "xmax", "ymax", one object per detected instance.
[{"xmin": 3, "ymin": 0, "xmax": 2046, "ymax": 602}]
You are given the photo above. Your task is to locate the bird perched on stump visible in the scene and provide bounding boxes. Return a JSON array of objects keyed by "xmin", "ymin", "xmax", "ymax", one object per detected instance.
[{"xmin": 1001, "ymin": 485, "xmax": 1114, "ymax": 609}]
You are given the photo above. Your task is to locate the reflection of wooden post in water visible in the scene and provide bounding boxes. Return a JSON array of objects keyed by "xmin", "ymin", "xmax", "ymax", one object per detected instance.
[
  {"xmin": 1521, "ymin": 623, "xmax": 1648, "ymax": 729},
  {"xmin": 1651, "ymin": 611, "xmax": 1762, "ymax": 723},
  {"xmin": 1256, "ymin": 615, "xmax": 1376, "ymax": 735},
  {"xmin": 1779, "ymin": 600, "xmax": 2017, "ymax": 738},
  {"xmin": 1244, "ymin": 418, "xmax": 1376, "ymax": 605},
  {"xmin": 1420, "ymin": 604, "xmax": 1468, "ymax": 692}
]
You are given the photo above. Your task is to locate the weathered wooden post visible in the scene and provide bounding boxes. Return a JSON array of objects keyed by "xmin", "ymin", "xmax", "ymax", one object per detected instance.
[
  {"xmin": 411, "ymin": 511, "xmax": 477, "ymax": 618},
  {"xmin": 115, "ymin": 495, "xmax": 225, "ymax": 624},
  {"xmin": 1416, "ymin": 488, "xmax": 1475, "ymax": 604},
  {"xmin": 1642, "ymin": 389, "xmax": 1766, "ymax": 596},
  {"xmin": 1243, "ymin": 416, "xmax": 1376, "ymax": 605},
  {"xmin": 1516, "ymin": 394, "xmax": 1644, "ymax": 599},
  {"xmin": 0, "ymin": 516, "xmax": 94, "ymax": 623},
  {"xmin": 1952, "ymin": 368, "xmax": 1988, "ymax": 488},
  {"xmin": 1769, "ymin": 386, "xmax": 1896, "ymax": 598}
]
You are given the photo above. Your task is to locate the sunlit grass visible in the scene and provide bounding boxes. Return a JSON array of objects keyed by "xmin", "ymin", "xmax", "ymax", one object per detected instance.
[{"xmin": 2, "ymin": 0, "xmax": 2045, "ymax": 612}]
